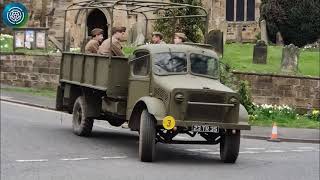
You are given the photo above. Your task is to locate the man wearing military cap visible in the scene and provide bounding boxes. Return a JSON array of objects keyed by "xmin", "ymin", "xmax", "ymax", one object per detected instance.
[
  {"xmin": 151, "ymin": 32, "xmax": 166, "ymax": 44},
  {"xmin": 98, "ymin": 26, "xmax": 126, "ymax": 56},
  {"xmin": 174, "ymin": 32, "xmax": 187, "ymax": 44},
  {"xmin": 85, "ymin": 28, "xmax": 104, "ymax": 53}
]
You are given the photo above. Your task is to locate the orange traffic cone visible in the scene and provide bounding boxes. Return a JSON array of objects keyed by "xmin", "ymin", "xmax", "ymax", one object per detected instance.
[{"xmin": 267, "ymin": 122, "xmax": 280, "ymax": 142}]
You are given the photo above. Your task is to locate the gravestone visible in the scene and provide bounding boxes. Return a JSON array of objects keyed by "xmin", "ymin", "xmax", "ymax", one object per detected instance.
[
  {"xmin": 207, "ymin": 30, "xmax": 224, "ymax": 56},
  {"xmin": 260, "ymin": 20, "xmax": 268, "ymax": 45},
  {"xmin": 276, "ymin": 32, "xmax": 284, "ymax": 46},
  {"xmin": 281, "ymin": 44, "xmax": 300, "ymax": 73},
  {"xmin": 253, "ymin": 40, "xmax": 268, "ymax": 64},
  {"xmin": 128, "ymin": 22, "xmax": 145, "ymax": 45}
]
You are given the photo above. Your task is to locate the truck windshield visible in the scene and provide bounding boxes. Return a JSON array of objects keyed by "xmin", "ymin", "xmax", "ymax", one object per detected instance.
[
  {"xmin": 190, "ymin": 54, "xmax": 219, "ymax": 78},
  {"xmin": 153, "ymin": 52, "xmax": 187, "ymax": 75}
]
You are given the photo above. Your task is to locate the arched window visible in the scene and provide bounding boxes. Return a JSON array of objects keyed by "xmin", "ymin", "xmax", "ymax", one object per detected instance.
[
  {"xmin": 247, "ymin": 0, "xmax": 255, "ymax": 21},
  {"xmin": 226, "ymin": 0, "xmax": 255, "ymax": 22},
  {"xmin": 226, "ymin": 0, "xmax": 235, "ymax": 21},
  {"xmin": 236, "ymin": 0, "xmax": 244, "ymax": 21}
]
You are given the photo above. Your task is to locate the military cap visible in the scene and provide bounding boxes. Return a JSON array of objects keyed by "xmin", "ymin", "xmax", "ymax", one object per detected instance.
[
  {"xmin": 111, "ymin": 26, "xmax": 126, "ymax": 35},
  {"xmin": 91, "ymin": 28, "xmax": 104, "ymax": 36},
  {"xmin": 152, "ymin": 32, "xmax": 164, "ymax": 39},
  {"xmin": 175, "ymin": 33, "xmax": 187, "ymax": 41}
]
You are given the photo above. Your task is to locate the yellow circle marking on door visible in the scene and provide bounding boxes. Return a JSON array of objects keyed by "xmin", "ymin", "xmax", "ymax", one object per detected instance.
[{"xmin": 163, "ymin": 116, "xmax": 176, "ymax": 130}]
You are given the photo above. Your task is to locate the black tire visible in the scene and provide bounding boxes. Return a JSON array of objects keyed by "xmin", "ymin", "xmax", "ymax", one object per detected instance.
[
  {"xmin": 139, "ymin": 109, "xmax": 156, "ymax": 162},
  {"xmin": 220, "ymin": 129, "xmax": 240, "ymax": 163},
  {"xmin": 72, "ymin": 96, "xmax": 94, "ymax": 136}
]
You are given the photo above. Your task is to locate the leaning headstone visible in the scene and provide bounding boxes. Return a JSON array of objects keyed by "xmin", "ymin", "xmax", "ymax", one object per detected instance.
[
  {"xmin": 281, "ymin": 44, "xmax": 300, "ymax": 73},
  {"xmin": 276, "ymin": 32, "xmax": 284, "ymax": 46},
  {"xmin": 207, "ymin": 30, "xmax": 224, "ymax": 56},
  {"xmin": 260, "ymin": 20, "xmax": 268, "ymax": 45},
  {"xmin": 253, "ymin": 40, "xmax": 268, "ymax": 64},
  {"xmin": 132, "ymin": 22, "xmax": 145, "ymax": 46}
]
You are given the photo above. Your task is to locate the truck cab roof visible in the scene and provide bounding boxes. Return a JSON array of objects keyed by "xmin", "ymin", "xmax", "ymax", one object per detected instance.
[{"xmin": 135, "ymin": 44, "xmax": 219, "ymax": 59}]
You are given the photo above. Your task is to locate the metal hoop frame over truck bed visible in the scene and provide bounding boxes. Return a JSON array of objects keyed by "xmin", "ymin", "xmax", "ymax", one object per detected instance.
[{"xmin": 63, "ymin": 0, "xmax": 209, "ymax": 52}]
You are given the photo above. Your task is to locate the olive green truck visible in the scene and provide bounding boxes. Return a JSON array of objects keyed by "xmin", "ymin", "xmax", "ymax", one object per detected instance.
[
  {"xmin": 57, "ymin": 0, "xmax": 250, "ymax": 163},
  {"xmin": 56, "ymin": 44, "xmax": 251, "ymax": 163}
]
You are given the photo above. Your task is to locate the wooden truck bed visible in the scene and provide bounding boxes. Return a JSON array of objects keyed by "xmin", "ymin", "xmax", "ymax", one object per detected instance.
[{"xmin": 59, "ymin": 52, "xmax": 129, "ymax": 97}]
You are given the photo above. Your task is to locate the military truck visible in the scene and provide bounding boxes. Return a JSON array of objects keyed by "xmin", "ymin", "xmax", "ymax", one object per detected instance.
[{"xmin": 56, "ymin": 0, "xmax": 250, "ymax": 163}]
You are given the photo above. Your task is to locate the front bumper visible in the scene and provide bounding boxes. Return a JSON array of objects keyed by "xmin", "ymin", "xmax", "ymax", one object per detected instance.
[{"xmin": 156, "ymin": 120, "xmax": 251, "ymax": 130}]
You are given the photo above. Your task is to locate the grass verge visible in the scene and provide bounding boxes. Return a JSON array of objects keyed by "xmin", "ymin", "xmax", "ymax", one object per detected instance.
[
  {"xmin": 249, "ymin": 117, "xmax": 320, "ymax": 129},
  {"xmin": 1, "ymin": 86, "xmax": 56, "ymax": 98}
]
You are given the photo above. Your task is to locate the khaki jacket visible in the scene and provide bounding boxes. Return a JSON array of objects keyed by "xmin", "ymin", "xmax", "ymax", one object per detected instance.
[
  {"xmin": 85, "ymin": 39, "xmax": 99, "ymax": 53},
  {"xmin": 98, "ymin": 37, "xmax": 124, "ymax": 56}
]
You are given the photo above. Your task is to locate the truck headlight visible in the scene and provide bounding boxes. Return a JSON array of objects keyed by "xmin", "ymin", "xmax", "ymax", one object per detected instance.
[
  {"xmin": 229, "ymin": 97, "xmax": 238, "ymax": 104},
  {"xmin": 175, "ymin": 93, "xmax": 184, "ymax": 103}
]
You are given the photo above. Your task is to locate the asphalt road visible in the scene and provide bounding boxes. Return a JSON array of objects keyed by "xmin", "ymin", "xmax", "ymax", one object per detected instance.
[{"xmin": 1, "ymin": 101, "xmax": 319, "ymax": 180}]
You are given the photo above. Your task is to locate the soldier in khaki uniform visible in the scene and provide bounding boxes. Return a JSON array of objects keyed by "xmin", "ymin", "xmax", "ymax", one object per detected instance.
[
  {"xmin": 98, "ymin": 27, "xmax": 126, "ymax": 56},
  {"xmin": 151, "ymin": 32, "xmax": 166, "ymax": 44},
  {"xmin": 174, "ymin": 33, "xmax": 187, "ymax": 44},
  {"xmin": 85, "ymin": 28, "xmax": 104, "ymax": 53}
]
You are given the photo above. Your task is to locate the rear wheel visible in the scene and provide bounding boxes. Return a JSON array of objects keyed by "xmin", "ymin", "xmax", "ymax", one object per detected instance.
[
  {"xmin": 139, "ymin": 109, "xmax": 156, "ymax": 162},
  {"xmin": 72, "ymin": 96, "xmax": 94, "ymax": 136},
  {"xmin": 220, "ymin": 129, "xmax": 240, "ymax": 163}
]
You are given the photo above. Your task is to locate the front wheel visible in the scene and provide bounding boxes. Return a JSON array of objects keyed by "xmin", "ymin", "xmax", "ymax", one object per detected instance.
[
  {"xmin": 139, "ymin": 109, "xmax": 156, "ymax": 162},
  {"xmin": 72, "ymin": 96, "xmax": 94, "ymax": 136},
  {"xmin": 220, "ymin": 129, "xmax": 240, "ymax": 163}
]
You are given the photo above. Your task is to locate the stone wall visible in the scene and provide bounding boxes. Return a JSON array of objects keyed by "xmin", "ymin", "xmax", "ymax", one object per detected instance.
[
  {"xmin": 0, "ymin": 54, "xmax": 61, "ymax": 89},
  {"xmin": 234, "ymin": 71, "xmax": 320, "ymax": 109},
  {"xmin": 2, "ymin": 55, "xmax": 317, "ymax": 109}
]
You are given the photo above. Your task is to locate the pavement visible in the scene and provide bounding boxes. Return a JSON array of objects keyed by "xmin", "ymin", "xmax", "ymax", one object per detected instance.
[
  {"xmin": 1, "ymin": 100, "xmax": 320, "ymax": 180},
  {"xmin": 1, "ymin": 85, "xmax": 319, "ymax": 144}
]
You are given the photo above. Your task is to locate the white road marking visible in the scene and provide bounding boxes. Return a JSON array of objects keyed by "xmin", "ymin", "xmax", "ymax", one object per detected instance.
[
  {"xmin": 297, "ymin": 147, "xmax": 315, "ymax": 150},
  {"xmin": 60, "ymin": 158, "xmax": 89, "ymax": 161},
  {"xmin": 245, "ymin": 148, "xmax": 266, "ymax": 150},
  {"xmin": 16, "ymin": 159, "xmax": 48, "ymax": 162},
  {"xmin": 239, "ymin": 151, "xmax": 259, "ymax": 154},
  {"xmin": 101, "ymin": 156, "xmax": 127, "ymax": 159},
  {"xmin": 185, "ymin": 148, "xmax": 210, "ymax": 152},
  {"xmin": 207, "ymin": 152, "xmax": 220, "ymax": 155},
  {"xmin": 265, "ymin": 150, "xmax": 285, "ymax": 153},
  {"xmin": 291, "ymin": 149, "xmax": 313, "ymax": 152}
]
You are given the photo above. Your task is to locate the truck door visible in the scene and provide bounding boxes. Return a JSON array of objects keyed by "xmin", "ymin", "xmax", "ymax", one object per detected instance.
[{"xmin": 126, "ymin": 51, "xmax": 151, "ymax": 119}]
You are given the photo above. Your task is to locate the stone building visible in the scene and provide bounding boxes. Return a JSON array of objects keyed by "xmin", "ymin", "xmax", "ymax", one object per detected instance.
[{"xmin": 1, "ymin": 0, "xmax": 261, "ymax": 47}]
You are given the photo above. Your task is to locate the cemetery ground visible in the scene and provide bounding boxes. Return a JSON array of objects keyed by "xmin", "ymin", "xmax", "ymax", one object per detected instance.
[{"xmin": 222, "ymin": 43, "xmax": 319, "ymax": 77}]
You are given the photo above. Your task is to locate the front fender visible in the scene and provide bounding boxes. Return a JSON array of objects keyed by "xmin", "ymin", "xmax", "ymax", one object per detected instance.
[
  {"xmin": 128, "ymin": 97, "xmax": 167, "ymax": 131},
  {"xmin": 136, "ymin": 96, "xmax": 167, "ymax": 119},
  {"xmin": 239, "ymin": 104, "xmax": 249, "ymax": 122}
]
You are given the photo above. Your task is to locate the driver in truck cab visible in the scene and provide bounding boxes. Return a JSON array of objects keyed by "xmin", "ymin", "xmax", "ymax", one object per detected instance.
[{"xmin": 98, "ymin": 26, "xmax": 126, "ymax": 56}]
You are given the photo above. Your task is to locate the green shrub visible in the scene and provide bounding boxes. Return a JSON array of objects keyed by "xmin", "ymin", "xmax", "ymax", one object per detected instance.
[
  {"xmin": 238, "ymin": 81, "xmax": 255, "ymax": 115},
  {"xmin": 153, "ymin": 0, "xmax": 205, "ymax": 43}
]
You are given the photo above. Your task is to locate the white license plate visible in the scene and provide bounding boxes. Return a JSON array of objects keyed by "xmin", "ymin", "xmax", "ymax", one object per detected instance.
[{"xmin": 192, "ymin": 125, "xmax": 219, "ymax": 133}]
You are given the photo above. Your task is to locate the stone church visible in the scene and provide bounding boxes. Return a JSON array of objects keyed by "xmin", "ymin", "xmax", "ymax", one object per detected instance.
[{"xmin": 1, "ymin": 0, "xmax": 261, "ymax": 47}]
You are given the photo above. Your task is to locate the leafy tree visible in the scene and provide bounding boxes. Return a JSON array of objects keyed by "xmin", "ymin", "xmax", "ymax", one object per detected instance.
[
  {"xmin": 260, "ymin": 0, "xmax": 320, "ymax": 47},
  {"xmin": 153, "ymin": 0, "xmax": 205, "ymax": 43}
]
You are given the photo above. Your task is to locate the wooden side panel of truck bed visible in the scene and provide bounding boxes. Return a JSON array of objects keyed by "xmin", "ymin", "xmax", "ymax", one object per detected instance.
[{"xmin": 60, "ymin": 52, "xmax": 129, "ymax": 97}]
